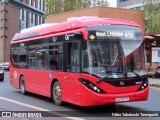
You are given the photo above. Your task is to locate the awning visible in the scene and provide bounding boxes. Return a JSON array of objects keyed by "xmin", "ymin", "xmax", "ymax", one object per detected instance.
[{"xmin": 145, "ymin": 32, "xmax": 160, "ymax": 47}]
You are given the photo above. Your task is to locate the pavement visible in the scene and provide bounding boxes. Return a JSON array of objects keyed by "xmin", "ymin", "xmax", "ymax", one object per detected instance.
[{"xmin": 148, "ymin": 78, "xmax": 160, "ymax": 87}]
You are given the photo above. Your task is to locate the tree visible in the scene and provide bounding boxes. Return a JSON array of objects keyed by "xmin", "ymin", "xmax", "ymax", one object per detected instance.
[
  {"xmin": 144, "ymin": 0, "xmax": 160, "ymax": 32},
  {"xmin": 44, "ymin": 0, "xmax": 64, "ymax": 16},
  {"xmin": 44, "ymin": 0, "xmax": 109, "ymax": 17}
]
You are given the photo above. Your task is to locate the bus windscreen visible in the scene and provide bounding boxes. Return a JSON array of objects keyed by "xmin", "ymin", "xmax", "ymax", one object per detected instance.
[{"xmin": 82, "ymin": 25, "xmax": 146, "ymax": 78}]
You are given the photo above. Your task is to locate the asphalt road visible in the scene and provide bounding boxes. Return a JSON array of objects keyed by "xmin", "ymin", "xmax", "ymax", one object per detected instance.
[{"xmin": 0, "ymin": 72, "xmax": 160, "ymax": 120}]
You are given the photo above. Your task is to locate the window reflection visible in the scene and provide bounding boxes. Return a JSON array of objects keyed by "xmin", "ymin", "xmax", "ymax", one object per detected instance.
[
  {"xmin": 36, "ymin": 51, "xmax": 47, "ymax": 69},
  {"xmin": 49, "ymin": 44, "xmax": 62, "ymax": 70}
]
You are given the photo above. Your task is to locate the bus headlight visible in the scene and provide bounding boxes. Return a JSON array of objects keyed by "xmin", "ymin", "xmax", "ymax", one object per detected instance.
[
  {"xmin": 78, "ymin": 78, "xmax": 106, "ymax": 93},
  {"xmin": 137, "ymin": 78, "xmax": 148, "ymax": 91},
  {"xmin": 0, "ymin": 70, "xmax": 4, "ymax": 74}
]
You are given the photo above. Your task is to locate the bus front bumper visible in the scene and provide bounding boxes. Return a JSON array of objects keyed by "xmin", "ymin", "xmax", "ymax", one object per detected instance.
[{"xmin": 80, "ymin": 87, "xmax": 149, "ymax": 106}]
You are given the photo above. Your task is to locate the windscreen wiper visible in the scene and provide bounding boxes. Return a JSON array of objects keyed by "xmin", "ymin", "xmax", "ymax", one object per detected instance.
[
  {"xmin": 133, "ymin": 71, "xmax": 142, "ymax": 81},
  {"xmin": 96, "ymin": 73, "xmax": 112, "ymax": 83},
  {"xmin": 97, "ymin": 71, "xmax": 143, "ymax": 83},
  {"xmin": 97, "ymin": 71, "xmax": 132, "ymax": 83}
]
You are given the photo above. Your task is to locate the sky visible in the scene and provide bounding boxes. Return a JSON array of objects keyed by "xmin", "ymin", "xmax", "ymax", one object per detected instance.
[{"xmin": 108, "ymin": 0, "xmax": 117, "ymax": 7}]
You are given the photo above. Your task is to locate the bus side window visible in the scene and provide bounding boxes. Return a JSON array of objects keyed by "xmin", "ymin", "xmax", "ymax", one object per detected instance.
[
  {"xmin": 49, "ymin": 49, "xmax": 62, "ymax": 70},
  {"xmin": 67, "ymin": 42, "xmax": 80, "ymax": 72},
  {"xmin": 29, "ymin": 53, "xmax": 36, "ymax": 69},
  {"xmin": 36, "ymin": 51, "xmax": 48, "ymax": 70},
  {"xmin": 18, "ymin": 47, "xmax": 28, "ymax": 68},
  {"xmin": 50, "ymin": 55, "xmax": 56, "ymax": 70}
]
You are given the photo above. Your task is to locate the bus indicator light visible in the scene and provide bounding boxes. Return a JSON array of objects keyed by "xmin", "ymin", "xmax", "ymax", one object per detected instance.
[{"xmin": 14, "ymin": 71, "xmax": 17, "ymax": 79}]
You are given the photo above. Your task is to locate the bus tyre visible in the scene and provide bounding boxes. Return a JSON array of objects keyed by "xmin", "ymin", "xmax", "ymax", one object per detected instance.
[
  {"xmin": 52, "ymin": 81, "xmax": 62, "ymax": 105},
  {"xmin": 0, "ymin": 77, "xmax": 4, "ymax": 81},
  {"xmin": 20, "ymin": 76, "xmax": 26, "ymax": 95}
]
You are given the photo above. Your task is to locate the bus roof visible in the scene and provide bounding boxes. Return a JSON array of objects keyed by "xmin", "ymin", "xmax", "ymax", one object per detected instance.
[{"xmin": 12, "ymin": 17, "xmax": 141, "ymax": 41}]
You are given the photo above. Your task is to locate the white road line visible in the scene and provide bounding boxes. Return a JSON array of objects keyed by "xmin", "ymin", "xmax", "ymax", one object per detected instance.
[
  {"xmin": 150, "ymin": 87, "xmax": 160, "ymax": 91},
  {"xmin": 0, "ymin": 108, "xmax": 5, "ymax": 111},
  {"xmin": 0, "ymin": 97, "xmax": 50, "ymax": 111},
  {"xmin": 0, "ymin": 97, "xmax": 84, "ymax": 120}
]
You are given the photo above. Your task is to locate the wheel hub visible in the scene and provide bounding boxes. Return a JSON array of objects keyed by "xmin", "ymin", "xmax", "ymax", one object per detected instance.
[{"xmin": 54, "ymin": 86, "xmax": 61, "ymax": 100}]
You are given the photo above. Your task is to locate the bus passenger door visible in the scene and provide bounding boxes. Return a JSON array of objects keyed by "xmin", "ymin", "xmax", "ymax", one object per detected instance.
[{"xmin": 63, "ymin": 41, "xmax": 81, "ymax": 103}]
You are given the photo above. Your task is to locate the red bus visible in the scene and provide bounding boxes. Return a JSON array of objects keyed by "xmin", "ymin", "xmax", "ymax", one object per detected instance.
[{"xmin": 10, "ymin": 17, "xmax": 149, "ymax": 106}]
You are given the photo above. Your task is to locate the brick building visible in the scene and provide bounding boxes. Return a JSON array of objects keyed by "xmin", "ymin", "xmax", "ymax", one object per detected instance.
[
  {"xmin": 0, "ymin": 0, "xmax": 45, "ymax": 62},
  {"xmin": 46, "ymin": 6, "xmax": 145, "ymax": 30}
]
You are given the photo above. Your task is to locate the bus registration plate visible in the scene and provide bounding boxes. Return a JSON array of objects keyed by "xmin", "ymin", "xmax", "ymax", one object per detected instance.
[{"xmin": 115, "ymin": 97, "xmax": 129, "ymax": 102}]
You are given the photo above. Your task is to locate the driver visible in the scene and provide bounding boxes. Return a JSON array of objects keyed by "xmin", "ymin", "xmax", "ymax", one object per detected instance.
[{"xmin": 91, "ymin": 55, "xmax": 98, "ymax": 67}]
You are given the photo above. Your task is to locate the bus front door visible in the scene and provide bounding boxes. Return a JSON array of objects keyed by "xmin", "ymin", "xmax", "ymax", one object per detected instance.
[{"xmin": 63, "ymin": 41, "xmax": 81, "ymax": 103}]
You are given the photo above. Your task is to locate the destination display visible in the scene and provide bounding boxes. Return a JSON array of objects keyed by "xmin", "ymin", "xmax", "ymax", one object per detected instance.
[{"xmin": 88, "ymin": 30, "xmax": 136, "ymax": 40}]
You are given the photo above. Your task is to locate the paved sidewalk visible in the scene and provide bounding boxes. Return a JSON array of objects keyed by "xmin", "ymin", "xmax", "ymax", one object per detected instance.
[{"xmin": 148, "ymin": 78, "xmax": 160, "ymax": 87}]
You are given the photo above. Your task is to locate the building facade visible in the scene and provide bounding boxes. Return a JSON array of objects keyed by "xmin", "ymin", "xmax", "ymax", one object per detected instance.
[
  {"xmin": 0, "ymin": 0, "xmax": 45, "ymax": 62},
  {"xmin": 117, "ymin": 0, "xmax": 144, "ymax": 10},
  {"xmin": 91, "ymin": 0, "xmax": 109, "ymax": 7},
  {"xmin": 47, "ymin": 6, "xmax": 145, "ymax": 29}
]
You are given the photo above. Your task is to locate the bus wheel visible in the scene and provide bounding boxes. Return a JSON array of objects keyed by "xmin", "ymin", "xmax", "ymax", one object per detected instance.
[
  {"xmin": 52, "ymin": 81, "xmax": 62, "ymax": 105},
  {"xmin": 20, "ymin": 76, "xmax": 26, "ymax": 95}
]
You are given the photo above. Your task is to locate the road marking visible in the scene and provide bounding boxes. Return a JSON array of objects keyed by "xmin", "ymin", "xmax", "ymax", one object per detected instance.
[
  {"xmin": 150, "ymin": 87, "xmax": 160, "ymax": 91},
  {"xmin": 0, "ymin": 108, "xmax": 5, "ymax": 111},
  {"xmin": 0, "ymin": 96, "xmax": 84, "ymax": 120}
]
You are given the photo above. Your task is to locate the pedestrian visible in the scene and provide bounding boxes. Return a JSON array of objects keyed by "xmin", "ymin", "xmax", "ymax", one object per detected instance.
[{"xmin": 153, "ymin": 66, "xmax": 160, "ymax": 78}]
